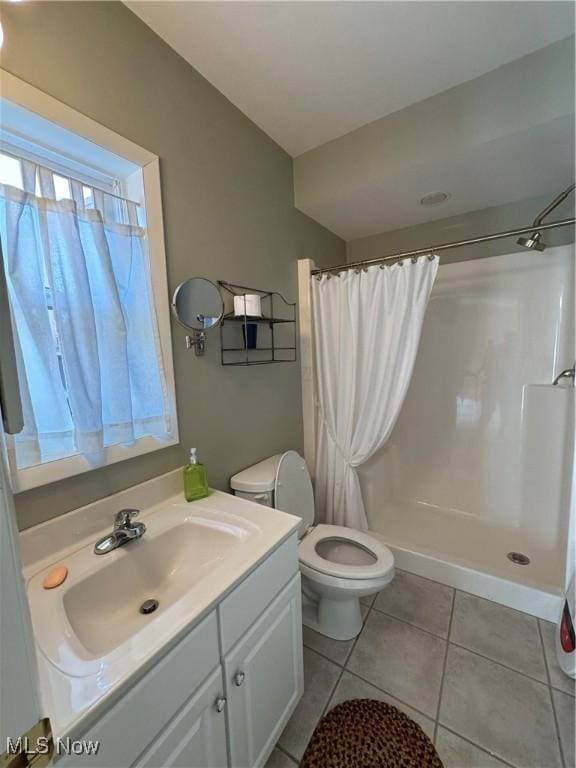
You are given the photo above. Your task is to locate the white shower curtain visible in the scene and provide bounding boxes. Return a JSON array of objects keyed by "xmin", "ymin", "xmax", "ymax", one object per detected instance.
[{"xmin": 312, "ymin": 255, "xmax": 439, "ymax": 529}]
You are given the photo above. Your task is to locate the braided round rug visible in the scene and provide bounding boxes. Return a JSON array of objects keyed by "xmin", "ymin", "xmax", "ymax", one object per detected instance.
[{"xmin": 300, "ymin": 699, "xmax": 444, "ymax": 768}]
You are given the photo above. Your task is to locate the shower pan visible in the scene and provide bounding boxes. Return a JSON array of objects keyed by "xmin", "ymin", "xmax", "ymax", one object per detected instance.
[{"xmin": 357, "ymin": 245, "xmax": 574, "ymax": 620}]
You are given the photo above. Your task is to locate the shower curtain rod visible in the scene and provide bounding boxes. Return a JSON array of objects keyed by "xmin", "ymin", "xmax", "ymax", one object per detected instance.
[{"xmin": 310, "ymin": 217, "xmax": 576, "ymax": 275}]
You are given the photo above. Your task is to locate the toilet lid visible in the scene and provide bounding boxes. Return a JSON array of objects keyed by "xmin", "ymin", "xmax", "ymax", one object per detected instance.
[
  {"xmin": 299, "ymin": 524, "xmax": 394, "ymax": 580},
  {"xmin": 274, "ymin": 451, "xmax": 315, "ymax": 535}
]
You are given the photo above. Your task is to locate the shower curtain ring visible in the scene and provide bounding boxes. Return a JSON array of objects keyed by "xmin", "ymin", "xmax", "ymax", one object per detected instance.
[{"xmin": 411, "ymin": 256, "xmax": 418, "ymax": 264}]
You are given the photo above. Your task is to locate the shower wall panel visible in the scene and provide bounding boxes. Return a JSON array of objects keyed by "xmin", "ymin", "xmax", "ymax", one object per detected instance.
[{"xmin": 360, "ymin": 247, "xmax": 574, "ymax": 548}]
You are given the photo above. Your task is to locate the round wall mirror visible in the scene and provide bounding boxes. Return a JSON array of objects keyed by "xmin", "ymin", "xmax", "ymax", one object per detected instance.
[{"xmin": 171, "ymin": 278, "xmax": 224, "ymax": 332}]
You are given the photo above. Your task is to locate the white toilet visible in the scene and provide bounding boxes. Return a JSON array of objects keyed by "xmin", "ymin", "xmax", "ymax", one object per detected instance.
[{"xmin": 230, "ymin": 450, "xmax": 395, "ymax": 640}]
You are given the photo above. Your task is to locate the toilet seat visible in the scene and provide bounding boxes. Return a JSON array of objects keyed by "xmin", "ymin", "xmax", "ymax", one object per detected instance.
[
  {"xmin": 299, "ymin": 524, "xmax": 394, "ymax": 581},
  {"xmin": 230, "ymin": 450, "xmax": 396, "ymax": 640}
]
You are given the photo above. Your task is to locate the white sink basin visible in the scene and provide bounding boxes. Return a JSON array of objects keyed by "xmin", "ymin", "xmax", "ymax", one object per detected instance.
[
  {"xmin": 27, "ymin": 499, "xmax": 261, "ymax": 678},
  {"xmin": 63, "ymin": 518, "xmax": 242, "ymax": 657}
]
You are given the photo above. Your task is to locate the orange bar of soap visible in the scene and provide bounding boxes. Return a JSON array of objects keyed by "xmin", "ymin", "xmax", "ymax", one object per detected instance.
[{"xmin": 42, "ymin": 565, "xmax": 68, "ymax": 589}]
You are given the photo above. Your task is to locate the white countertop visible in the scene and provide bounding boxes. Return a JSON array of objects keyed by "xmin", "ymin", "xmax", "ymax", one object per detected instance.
[{"xmin": 20, "ymin": 475, "xmax": 299, "ymax": 738}]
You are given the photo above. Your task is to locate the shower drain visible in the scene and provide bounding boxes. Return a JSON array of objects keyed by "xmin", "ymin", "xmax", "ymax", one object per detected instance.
[
  {"xmin": 507, "ymin": 552, "xmax": 531, "ymax": 566},
  {"xmin": 139, "ymin": 598, "xmax": 159, "ymax": 615}
]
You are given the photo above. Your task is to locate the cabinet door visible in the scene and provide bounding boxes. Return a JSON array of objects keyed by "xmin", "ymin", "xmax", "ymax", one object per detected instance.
[
  {"xmin": 56, "ymin": 612, "xmax": 220, "ymax": 768},
  {"xmin": 134, "ymin": 666, "xmax": 228, "ymax": 768},
  {"xmin": 224, "ymin": 575, "xmax": 303, "ymax": 768}
]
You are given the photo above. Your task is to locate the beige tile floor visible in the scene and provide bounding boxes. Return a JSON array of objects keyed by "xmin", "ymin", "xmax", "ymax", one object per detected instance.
[{"xmin": 266, "ymin": 570, "xmax": 575, "ymax": 768}]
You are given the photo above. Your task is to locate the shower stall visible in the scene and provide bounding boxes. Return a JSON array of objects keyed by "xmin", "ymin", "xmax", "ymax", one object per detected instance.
[
  {"xmin": 358, "ymin": 246, "xmax": 574, "ymax": 620},
  {"xmin": 299, "ymin": 242, "xmax": 575, "ymax": 621}
]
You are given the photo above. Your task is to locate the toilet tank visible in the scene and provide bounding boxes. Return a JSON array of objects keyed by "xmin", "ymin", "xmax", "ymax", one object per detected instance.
[
  {"xmin": 234, "ymin": 489, "xmax": 274, "ymax": 507},
  {"xmin": 230, "ymin": 454, "xmax": 282, "ymax": 507},
  {"xmin": 230, "ymin": 452, "xmax": 316, "ymax": 538}
]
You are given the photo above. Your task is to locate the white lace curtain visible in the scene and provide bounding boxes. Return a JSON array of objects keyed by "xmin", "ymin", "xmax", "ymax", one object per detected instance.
[
  {"xmin": 312, "ymin": 256, "xmax": 439, "ymax": 529},
  {"xmin": 0, "ymin": 157, "xmax": 171, "ymax": 469}
]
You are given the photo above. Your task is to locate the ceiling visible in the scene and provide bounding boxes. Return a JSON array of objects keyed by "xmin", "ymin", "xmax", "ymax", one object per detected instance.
[
  {"xmin": 295, "ymin": 116, "xmax": 575, "ymax": 239},
  {"xmin": 127, "ymin": 1, "xmax": 574, "ymax": 157}
]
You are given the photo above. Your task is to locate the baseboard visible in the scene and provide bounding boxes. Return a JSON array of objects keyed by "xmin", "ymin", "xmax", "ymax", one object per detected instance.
[{"xmin": 370, "ymin": 534, "xmax": 563, "ymax": 623}]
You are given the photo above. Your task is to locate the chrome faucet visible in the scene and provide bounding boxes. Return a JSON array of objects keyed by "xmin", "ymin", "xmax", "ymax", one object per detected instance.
[
  {"xmin": 94, "ymin": 509, "xmax": 146, "ymax": 555},
  {"xmin": 553, "ymin": 365, "xmax": 575, "ymax": 386}
]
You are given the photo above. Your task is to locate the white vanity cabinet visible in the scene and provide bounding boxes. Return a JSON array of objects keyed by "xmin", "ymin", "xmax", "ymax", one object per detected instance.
[
  {"xmin": 135, "ymin": 667, "xmax": 228, "ymax": 768},
  {"xmin": 224, "ymin": 578, "xmax": 302, "ymax": 768},
  {"xmin": 56, "ymin": 535, "xmax": 302, "ymax": 768}
]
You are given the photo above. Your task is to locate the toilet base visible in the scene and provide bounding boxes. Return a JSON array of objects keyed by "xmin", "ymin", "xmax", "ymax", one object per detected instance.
[
  {"xmin": 300, "ymin": 567, "xmax": 395, "ymax": 641},
  {"xmin": 302, "ymin": 592, "xmax": 363, "ymax": 641}
]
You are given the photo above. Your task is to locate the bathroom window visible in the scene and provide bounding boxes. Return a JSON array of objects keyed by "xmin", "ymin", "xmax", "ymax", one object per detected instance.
[{"xmin": 0, "ymin": 73, "xmax": 178, "ymax": 491}]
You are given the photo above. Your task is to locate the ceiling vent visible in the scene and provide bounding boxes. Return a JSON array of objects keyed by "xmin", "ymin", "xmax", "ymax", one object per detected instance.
[{"xmin": 419, "ymin": 191, "xmax": 451, "ymax": 206}]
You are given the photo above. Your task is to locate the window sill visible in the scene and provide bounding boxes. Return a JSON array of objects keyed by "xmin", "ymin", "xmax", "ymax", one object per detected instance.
[{"xmin": 9, "ymin": 434, "xmax": 179, "ymax": 494}]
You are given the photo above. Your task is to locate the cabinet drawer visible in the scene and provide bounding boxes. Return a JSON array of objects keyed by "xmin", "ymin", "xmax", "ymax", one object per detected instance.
[
  {"xmin": 218, "ymin": 535, "xmax": 298, "ymax": 653},
  {"xmin": 57, "ymin": 611, "xmax": 219, "ymax": 767}
]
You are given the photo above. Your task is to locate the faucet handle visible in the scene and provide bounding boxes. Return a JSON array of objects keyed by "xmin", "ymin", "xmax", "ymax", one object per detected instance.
[{"xmin": 114, "ymin": 508, "xmax": 140, "ymax": 529}]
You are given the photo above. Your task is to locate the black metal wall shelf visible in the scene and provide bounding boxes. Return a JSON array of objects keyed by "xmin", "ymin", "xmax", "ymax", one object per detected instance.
[
  {"xmin": 221, "ymin": 314, "xmax": 294, "ymax": 324},
  {"xmin": 218, "ymin": 281, "xmax": 296, "ymax": 366}
]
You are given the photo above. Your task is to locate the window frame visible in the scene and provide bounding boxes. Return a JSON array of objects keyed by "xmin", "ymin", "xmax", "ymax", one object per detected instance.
[{"xmin": 0, "ymin": 70, "xmax": 179, "ymax": 493}]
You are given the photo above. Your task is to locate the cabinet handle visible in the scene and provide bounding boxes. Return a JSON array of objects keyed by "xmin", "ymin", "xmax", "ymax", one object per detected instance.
[
  {"xmin": 234, "ymin": 671, "xmax": 245, "ymax": 687},
  {"xmin": 215, "ymin": 697, "xmax": 227, "ymax": 713}
]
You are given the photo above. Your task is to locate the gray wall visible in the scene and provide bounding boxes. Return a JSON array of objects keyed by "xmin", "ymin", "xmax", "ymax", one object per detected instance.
[
  {"xmin": 347, "ymin": 194, "xmax": 575, "ymax": 265},
  {"xmin": 0, "ymin": 2, "xmax": 344, "ymax": 529}
]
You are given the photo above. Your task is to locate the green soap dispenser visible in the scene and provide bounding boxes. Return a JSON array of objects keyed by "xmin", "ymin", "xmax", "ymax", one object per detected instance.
[{"xmin": 184, "ymin": 448, "xmax": 209, "ymax": 501}]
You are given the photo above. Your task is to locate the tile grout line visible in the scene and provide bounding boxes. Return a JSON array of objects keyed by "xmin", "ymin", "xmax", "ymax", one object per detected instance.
[
  {"xmin": 448, "ymin": 638, "xmax": 554, "ymax": 688},
  {"xmin": 301, "ymin": 602, "xmax": 374, "ymax": 670},
  {"xmin": 349, "ymin": 597, "xmax": 447, "ymax": 728},
  {"xmin": 316, "ymin": 595, "xmax": 526, "ymax": 768},
  {"xmin": 301, "ymin": 641, "xmax": 346, "ymax": 669},
  {"xmin": 385, "ymin": 569, "xmax": 550, "ymax": 622},
  {"xmin": 537, "ymin": 618, "xmax": 567, "ymax": 768},
  {"xmin": 551, "ymin": 682, "xmax": 576, "ymax": 699},
  {"xmin": 536, "ymin": 619, "xmax": 575, "ymax": 699},
  {"xmin": 280, "ymin": 636, "xmax": 342, "ymax": 763},
  {"xmin": 375, "ymin": 581, "xmax": 576, "ymax": 676},
  {"xmin": 333, "ymin": 663, "xmax": 521, "ymax": 768},
  {"xmin": 445, "ymin": 583, "xmax": 553, "ymax": 621},
  {"xmin": 305, "ymin": 599, "xmax": 558, "ymax": 718},
  {"xmin": 370, "ymin": 604, "xmax": 452, "ymax": 641},
  {"xmin": 312, "ymin": 585, "xmax": 569, "ymax": 686},
  {"xmin": 320, "ymin": 601, "xmax": 374, "ymax": 719},
  {"xmin": 291, "ymin": 586, "xmax": 571, "ymax": 767},
  {"xmin": 433, "ymin": 587, "xmax": 456, "ymax": 744},
  {"xmin": 363, "ymin": 592, "xmax": 554, "ymax": 696},
  {"xmin": 282, "ymin": 602, "xmax": 376, "ymax": 764},
  {"xmin": 436, "ymin": 725, "xmax": 518, "ymax": 768},
  {"xmin": 396, "ymin": 569, "xmax": 556, "ymax": 623},
  {"xmin": 278, "ymin": 640, "xmax": 339, "ymax": 765},
  {"xmin": 292, "ymin": 644, "xmax": 342, "ymax": 765},
  {"xmin": 337, "ymin": 667, "xmax": 435, "ymax": 724},
  {"xmin": 275, "ymin": 743, "xmax": 298, "ymax": 766}
]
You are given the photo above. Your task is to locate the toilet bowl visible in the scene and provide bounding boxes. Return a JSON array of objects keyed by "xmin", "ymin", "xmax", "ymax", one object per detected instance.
[{"xmin": 230, "ymin": 451, "xmax": 395, "ymax": 640}]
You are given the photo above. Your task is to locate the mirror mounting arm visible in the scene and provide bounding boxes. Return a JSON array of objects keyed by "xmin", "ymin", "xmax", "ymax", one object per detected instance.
[{"xmin": 186, "ymin": 330, "xmax": 206, "ymax": 356}]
